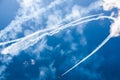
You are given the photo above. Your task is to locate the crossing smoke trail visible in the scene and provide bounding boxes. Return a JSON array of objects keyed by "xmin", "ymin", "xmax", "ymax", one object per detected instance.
[
  {"xmin": 0, "ymin": 0, "xmax": 104, "ymax": 46},
  {"xmin": 0, "ymin": 0, "xmax": 103, "ymax": 43},
  {"xmin": 1, "ymin": 14, "xmax": 115, "ymax": 55},
  {"xmin": 61, "ymin": 0, "xmax": 120, "ymax": 77},
  {"xmin": 1, "ymin": 14, "xmax": 102, "ymax": 55},
  {"xmin": 0, "ymin": 14, "xmax": 101, "ymax": 46}
]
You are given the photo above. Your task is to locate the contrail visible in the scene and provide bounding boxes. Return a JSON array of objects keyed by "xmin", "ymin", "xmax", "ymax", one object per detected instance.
[
  {"xmin": 61, "ymin": 34, "xmax": 112, "ymax": 76},
  {"xmin": 1, "ymin": 14, "xmax": 101, "ymax": 55},
  {"xmin": 61, "ymin": 13, "xmax": 120, "ymax": 77},
  {"xmin": 58, "ymin": 15, "xmax": 115, "ymax": 31},
  {"xmin": 1, "ymin": 14, "xmax": 115, "ymax": 55},
  {"xmin": 0, "ymin": 14, "xmax": 101, "ymax": 46}
]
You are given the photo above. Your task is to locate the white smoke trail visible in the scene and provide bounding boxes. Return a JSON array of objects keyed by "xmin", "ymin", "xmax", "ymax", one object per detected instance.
[
  {"xmin": 61, "ymin": 15, "xmax": 120, "ymax": 76},
  {"xmin": 1, "ymin": 14, "xmax": 115, "ymax": 55},
  {"xmin": 0, "ymin": 14, "xmax": 101, "ymax": 46},
  {"xmin": 61, "ymin": 34, "xmax": 112, "ymax": 76},
  {"xmin": 1, "ymin": 14, "xmax": 101, "ymax": 55},
  {"xmin": 0, "ymin": 0, "xmax": 119, "ymax": 79},
  {"xmin": 61, "ymin": 0, "xmax": 120, "ymax": 76}
]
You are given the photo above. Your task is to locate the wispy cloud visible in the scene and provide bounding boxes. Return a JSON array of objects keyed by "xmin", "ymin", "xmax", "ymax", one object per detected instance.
[
  {"xmin": 0, "ymin": 0, "xmax": 65, "ymax": 41},
  {"xmin": 103, "ymin": 0, "xmax": 120, "ymax": 11},
  {"xmin": 38, "ymin": 62, "xmax": 56, "ymax": 80},
  {"xmin": 103, "ymin": 0, "xmax": 120, "ymax": 37}
]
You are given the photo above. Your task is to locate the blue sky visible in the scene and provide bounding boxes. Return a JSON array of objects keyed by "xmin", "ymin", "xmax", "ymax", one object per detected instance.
[{"xmin": 0, "ymin": 0, "xmax": 120, "ymax": 80}]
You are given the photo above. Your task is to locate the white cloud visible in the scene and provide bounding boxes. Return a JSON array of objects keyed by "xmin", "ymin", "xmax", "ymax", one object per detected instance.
[
  {"xmin": 71, "ymin": 43, "xmax": 77, "ymax": 51},
  {"xmin": 63, "ymin": 30, "xmax": 73, "ymax": 42},
  {"xmin": 24, "ymin": 29, "xmax": 34, "ymax": 36},
  {"xmin": 0, "ymin": 66, "xmax": 6, "ymax": 76},
  {"xmin": 80, "ymin": 36, "xmax": 87, "ymax": 46},
  {"xmin": 110, "ymin": 16, "xmax": 120, "ymax": 37},
  {"xmin": 38, "ymin": 62, "xmax": 56, "ymax": 80},
  {"xmin": 103, "ymin": 0, "xmax": 120, "ymax": 11},
  {"xmin": 0, "ymin": 0, "xmax": 65, "ymax": 42},
  {"xmin": 0, "ymin": 55, "xmax": 13, "ymax": 79},
  {"xmin": 102, "ymin": 0, "xmax": 120, "ymax": 37},
  {"xmin": 46, "ymin": 10, "xmax": 62, "ymax": 28},
  {"xmin": 32, "ymin": 39, "xmax": 47, "ymax": 54}
]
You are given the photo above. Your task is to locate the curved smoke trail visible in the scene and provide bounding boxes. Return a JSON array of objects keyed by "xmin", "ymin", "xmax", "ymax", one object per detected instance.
[
  {"xmin": 0, "ymin": 14, "xmax": 101, "ymax": 46},
  {"xmin": 61, "ymin": 0, "xmax": 120, "ymax": 76},
  {"xmin": 61, "ymin": 34, "xmax": 112, "ymax": 76},
  {"xmin": 1, "ymin": 14, "xmax": 115, "ymax": 55}
]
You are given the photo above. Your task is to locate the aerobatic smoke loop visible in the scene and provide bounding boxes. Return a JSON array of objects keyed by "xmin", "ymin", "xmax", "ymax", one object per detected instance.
[
  {"xmin": 1, "ymin": 14, "xmax": 115, "ymax": 55},
  {"xmin": 61, "ymin": 0, "xmax": 120, "ymax": 76},
  {"xmin": 0, "ymin": 0, "xmax": 120, "ymax": 79}
]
